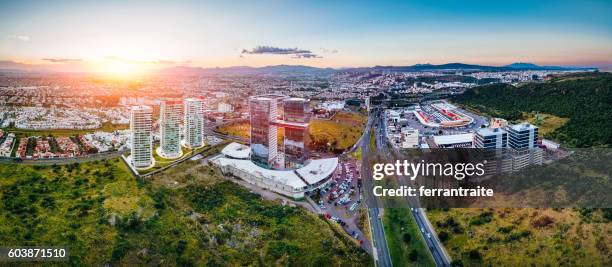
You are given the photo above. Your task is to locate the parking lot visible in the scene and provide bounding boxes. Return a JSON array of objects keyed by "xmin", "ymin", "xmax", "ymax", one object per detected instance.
[
  {"xmin": 312, "ymin": 158, "xmax": 370, "ymax": 250},
  {"xmin": 390, "ymin": 104, "xmax": 488, "ymax": 137}
]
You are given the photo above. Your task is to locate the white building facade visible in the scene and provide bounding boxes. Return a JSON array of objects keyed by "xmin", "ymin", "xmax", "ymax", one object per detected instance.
[
  {"xmin": 183, "ymin": 98, "xmax": 204, "ymax": 149},
  {"xmin": 158, "ymin": 100, "xmax": 183, "ymax": 158},
  {"xmin": 130, "ymin": 106, "xmax": 153, "ymax": 168}
]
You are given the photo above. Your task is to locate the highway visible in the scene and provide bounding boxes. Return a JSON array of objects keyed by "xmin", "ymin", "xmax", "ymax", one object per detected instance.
[
  {"xmin": 374, "ymin": 109, "xmax": 452, "ymax": 267},
  {"xmin": 359, "ymin": 112, "xmax": 393, "ymax": 267}
]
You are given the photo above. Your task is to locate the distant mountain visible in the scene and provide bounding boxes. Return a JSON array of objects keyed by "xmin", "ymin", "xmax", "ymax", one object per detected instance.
[
  {"xmin": 369, "ymin": 63, "xmax": 504, "ymax": 72},
  {"xmin": 1, "ymin": 61, "xmax": 598, "ymax": 76},
  {"xmin": 364, "ymin": 62, "xmax": 596, "ymax": 72},
  {"xmin": 158, "ymin": 64, "xmax": 335, "ymax": 76},
  {"xmin": 502, "ymin": 62, "xmax": 589, "ymax": 71},
  {"xmin": 504, "ymin": 62, "xmax": 542, "ymax": 69}
]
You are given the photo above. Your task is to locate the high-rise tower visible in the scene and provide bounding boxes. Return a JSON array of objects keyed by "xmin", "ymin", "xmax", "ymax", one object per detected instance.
[
  {"xmin": 158, "ymin": 100, "xmax": 182, "ymax": 158},
  {"xmin": 249, "ymin": 96, "xmax": 278, "ymax": 168},
  {"xmin": 130, "ymin": 105, "xmax": 153, "ymax": 168},
  {"xmin": 282, "ymin": 98, "xmax": 309, "ymax": 168},
  {"xmin": 183, "ymin": 98, "xmax": 204, "ymax": 149}
]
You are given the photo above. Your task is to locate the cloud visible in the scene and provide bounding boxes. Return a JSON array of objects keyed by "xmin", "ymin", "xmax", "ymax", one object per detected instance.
[
  {"xmin": 7, "ymin": 35, "xmax": 30, "ymax": 42},
  {"xmin": 42, "ymin": 58, "xmax": 82, "ymax": 63},
  {"xmin": 320, "ymin": 48, "xmax": 338, "ymax": 54},
  {"xmin": 241, "ymin": 45, "xmax": 322, "ymax": 59},
  {"xmin": 292, "ymin": 53, "xmax": 322, "ymax": 59}
]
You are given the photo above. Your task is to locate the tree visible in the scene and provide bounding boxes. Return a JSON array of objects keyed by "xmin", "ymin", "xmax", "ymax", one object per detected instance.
[
  {"xmin": 438, "ymin": 231, "xmax": 449, "ymax": 243},
  {"xmin": 402, "ymin": 233, "xmax": 411, "ymax": 243},
  {"xmin": 408, "ymin": 249, "xmax": 418, "ymax": 261}
]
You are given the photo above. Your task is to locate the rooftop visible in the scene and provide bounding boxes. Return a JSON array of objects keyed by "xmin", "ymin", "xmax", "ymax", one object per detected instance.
[
  {"xmin": 220, "ymin": 142, "xmax": 251, "ymax": 159},
  {"xmin": 296, "ymin": 157, "xmax": 338, "ymax": 185},
  {"xmin": 433, "ymin": 133, "xmax": 473, "ymax": 145},
  {"xmin": 508, "ymin": 123, "xmax": 538, "ymax": 131},
  {"xmin": 477, "ymin": 127, "xmax": 506, "ymax": 136},
  {"xmin": 216, "ymin": 157, "xmax": 307, "ymax": 188}
]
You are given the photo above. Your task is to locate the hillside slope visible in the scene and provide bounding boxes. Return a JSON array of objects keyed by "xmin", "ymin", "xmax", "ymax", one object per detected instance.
[{"xmin": 452, "ymin": 72, "xmax": 612, "ymax": 147}]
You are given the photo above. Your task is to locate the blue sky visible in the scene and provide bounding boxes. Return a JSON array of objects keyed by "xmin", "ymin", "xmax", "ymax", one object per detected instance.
[{"xmin": 0, "ymin": 0, "xmax": 610, "ymax": 70}]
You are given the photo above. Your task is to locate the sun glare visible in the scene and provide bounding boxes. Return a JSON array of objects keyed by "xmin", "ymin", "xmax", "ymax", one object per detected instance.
[{"xmin": 96, "ymin": 60, "xmax": 146, "ymax": 80}]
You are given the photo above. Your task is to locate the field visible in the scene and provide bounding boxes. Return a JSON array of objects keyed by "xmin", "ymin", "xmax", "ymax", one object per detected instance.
[
  {"xmin": 522, "ymin": 112, "xmax": 569, "ymax": 137},
  {"xmin": 216, "ymin": 111, "xmax": 367, "ymax": 153},
  {"xmin": 309, "ymin": 111, "xmax": 367, "ymax": 152},
  {"xmin": 428, "ymin": 208, "xmax": 611, "ymax": 266},
  {"xmin": 216, "ymin": 120, "xmax": 250, "ymax": 139},
  {"xmin": 0, "ymin": 158, "xmax": 372, "ymax": 265}
]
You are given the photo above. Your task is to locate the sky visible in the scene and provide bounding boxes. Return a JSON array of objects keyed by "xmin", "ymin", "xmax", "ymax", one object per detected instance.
[{"xmin": 0, "ymin": 0, "xmax": 611, "ymax": 73}]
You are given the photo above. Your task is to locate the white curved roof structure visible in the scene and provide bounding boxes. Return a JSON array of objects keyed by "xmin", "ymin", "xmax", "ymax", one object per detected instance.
[{"xmin": 221, "ymin": 142, "xmax": 251, "ymax": 159}]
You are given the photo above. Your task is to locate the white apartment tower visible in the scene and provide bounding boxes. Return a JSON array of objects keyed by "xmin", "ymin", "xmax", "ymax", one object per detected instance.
[
  {"xmin": 183, "ymin": 98, "xmax": 204, "ymax": 149},
  {"xmin": 130, "ymin": 106, "xmax": 153, "ymax": 168},
  {"xmin": 158, "ymin": 100, "xmax": 183, "ymax": 158}
]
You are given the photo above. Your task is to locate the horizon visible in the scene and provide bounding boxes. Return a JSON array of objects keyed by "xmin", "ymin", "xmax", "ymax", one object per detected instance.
[{"xmin": 1, "ymin": 0, "xmax": 611, "ymax": 77}]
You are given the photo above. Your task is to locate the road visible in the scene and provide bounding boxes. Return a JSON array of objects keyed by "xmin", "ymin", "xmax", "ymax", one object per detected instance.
[
  {"xmin": 359, "ymin": 112, "xmax": 393, "ymax": 267},
  {"xmin": 376, "ymin": 109, "xmax": 452, "ymax": 267}
]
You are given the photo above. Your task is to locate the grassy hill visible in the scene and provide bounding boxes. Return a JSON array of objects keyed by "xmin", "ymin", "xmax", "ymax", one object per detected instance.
[
  {"xmin": 0, "ymin": 159, "xmax": 371, "ymax": 265},
  {"xmin": 452, "ymin": 72, "xmax": 612, "ymax": 147},
  {"xmin": 428, "ymin": 208, "xmax": 611, "ymax": 266}
]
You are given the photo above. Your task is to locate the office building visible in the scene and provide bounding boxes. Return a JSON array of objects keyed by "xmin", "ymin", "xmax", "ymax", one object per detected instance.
[
  {"xmin": 158, "ymin": 100, "xmax": 182, "ymax": 159},
  {"xmin": 282, "ymin": 98, "xmax": 309, "ymax": 168},
  {"xmin": 507, "ymin": 123, "xmax": 538, "ymax": 150},
  {"xmin": 250, "ymin": 96, "xmax": 279, "ymax": 168},
  {"xmin": 475, "ymin": 127, "xmax": 507, "ymax": 149},
  {"xmin": 475, "ymin": 127, "xmax": 511, "ymax": 174},
  {"xmin": 130, "ymin": 106, "xmax": 153, "ymax": 168},
  {"xmin": 183, "ymin": 98, "xmax": 204, "ymax": 149},
  {"xmin": 249, "ymin": 95, "xmax": 310, "ymax": 169},
  {"xmin": 507, "ymin": 123, "xmax": 543, "ymax": 172}
]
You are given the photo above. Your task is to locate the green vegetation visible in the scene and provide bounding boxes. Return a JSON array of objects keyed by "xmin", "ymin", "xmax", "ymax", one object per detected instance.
[
  {"xmin": 384, "ymin": 208, "xmax": 435, "ymax": 267},
  {"xmin": 0, "ymin": 158, "xmax": 371, "ymax": 265},
  {"xmin": 452, "ymin": 72, "xmax": 612, "ymax": 147},
  {"xmin": 368, "ymin": 131, "xmax": 435, "ymax": 266},
  {"xmin": 428, "ymin": 208, "xmax": 611, "ymax": 266},
  {"xmin": 1, "ymin": 121, "xmax": 128, "ymax": 137}
]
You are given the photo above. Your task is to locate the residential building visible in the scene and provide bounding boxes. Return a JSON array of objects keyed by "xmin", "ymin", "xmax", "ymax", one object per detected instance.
[
  {"xmin": 183, "ymin": 98, "xmax": 204, "ymax": 149},
  {"xmin": 159, "ymin": 100, "xmax": 182, "ymax": 158},
  {"xmin": 217, "ymin": 102, "xmax": 234, "ymax": 113},
  {"xmin": 130, "ymin": 105, "xmax": 153, "ymax": 168}
]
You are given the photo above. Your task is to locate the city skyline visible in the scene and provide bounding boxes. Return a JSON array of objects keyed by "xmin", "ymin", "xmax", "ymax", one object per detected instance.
[{"xmin": 1, "ymin": 0, "xmax": 611, "ymax": 77}]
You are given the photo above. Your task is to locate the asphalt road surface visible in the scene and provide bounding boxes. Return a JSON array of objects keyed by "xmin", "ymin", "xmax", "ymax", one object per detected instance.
[
  {"xmin": 359, "ymin": 112, "xmax": 393, "ymax": 267},
  {"xmin": 377, "ymin": 110, "xmax": 452, "ymax": 267}
]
